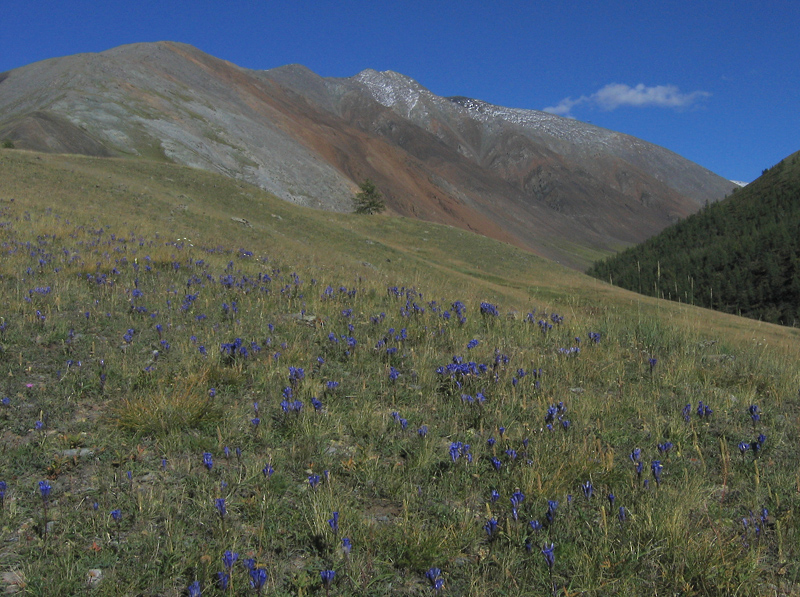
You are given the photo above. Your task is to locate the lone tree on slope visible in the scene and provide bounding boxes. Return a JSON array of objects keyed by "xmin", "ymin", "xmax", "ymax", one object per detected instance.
[{"xmin": 352, "ymin": 179, "xmax": 385, "ymax": 214}]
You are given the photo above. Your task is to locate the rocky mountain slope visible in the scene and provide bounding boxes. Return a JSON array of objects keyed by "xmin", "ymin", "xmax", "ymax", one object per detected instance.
[{"xmin": 0, "ymin": 41, "xmax": 736, "ymax": 269}]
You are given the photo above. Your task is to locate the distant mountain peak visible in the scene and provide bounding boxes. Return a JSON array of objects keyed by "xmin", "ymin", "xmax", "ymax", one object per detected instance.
[{"xmin": 351, "ymin": 69, "xmax": 434, "ymax": 115}]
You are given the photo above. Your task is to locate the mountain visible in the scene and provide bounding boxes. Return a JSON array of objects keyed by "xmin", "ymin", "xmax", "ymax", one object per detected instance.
[
  {"xmin": 587, "ymin": 150, "xmax": 800, "ymax": 326},
  {"xmin": 0, "ymin": 41, "xmax": 736, "ymax": 269}
]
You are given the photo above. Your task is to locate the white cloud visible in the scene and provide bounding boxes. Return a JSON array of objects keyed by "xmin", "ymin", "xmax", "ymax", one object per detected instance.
[
  {"xmin": 542, "ymin": 96, "xmax": 586, "ymax": 117},
  {"xmin": 544, "ymin": 83, "xmax": 710, "ymax": 117}
]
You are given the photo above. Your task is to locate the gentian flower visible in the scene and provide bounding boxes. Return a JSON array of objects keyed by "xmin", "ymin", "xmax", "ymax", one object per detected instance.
[
  {"xmin": 449, "ymin": 442, "xmax": 462, "ymax": 463},
  {"xmin": 320, "ymin": 569, "xmax": 335, "ymax": 589},
  {"xmin": 545, "ymin": 500, "xmax": 558, "ymax": 523},
  {"xmin": 541, "ymin": 543, "xmax": 555, "ymax": 570},
  {"xmin": 425, "ymin": 567, "xmax": 444, "ymax": 591},
  {"xmin": 202, "ymin": 452, "xmax": 213, "ymax": 471},
  {"xmin": 651, "ymin": 461, "xmax": 663, "ymax": 486},
  {"xmin": 215, "ymin": 498, "xmax": 226, "ymax": 518},
  {"xmin": 249, "ymin": 567, "xmax": 268, "ymax": 592},
  {"xmin": 328, "ymin": 511, "xmax": 339, "ymax": 534},
  {"xmin": 341, "ymin": 537, "xmax": 352, "ymax": 555},
  {"xmin": 216, "ymin": 572, "xmax": 229, "ymax": 591},
  {"xmin": 187, "ymin": 580, "xmax": 202, "ymax": 597},
  {"xmin": 510, "ymin": 490, "xmax": 525, "ymax": 507},
  {"xmin": 425, "ymin": 567, "xmax": 441, "ymax": 585},
  {"xmin": 682, "ymin": 404, "xmax": 692, "ymax": 422},
  {"xmin": 308, "ymin": 474, "xmax": 320, "ymax": 489},
  {"xmin": 484, "ymin": 517, "xmax": 498, "ymax": 539},
  {"xmin": 222, "ymin": 550, "xmax": 239, "ymax": 570},
  {"xmin": 657, "ymin": 442, "xmax": 674, "ymax": 454}
]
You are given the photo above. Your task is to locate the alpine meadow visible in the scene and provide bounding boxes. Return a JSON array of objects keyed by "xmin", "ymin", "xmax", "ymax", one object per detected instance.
[{"xmin": 0, "ymin": 148, "xmax": 798, "ymax": 596}]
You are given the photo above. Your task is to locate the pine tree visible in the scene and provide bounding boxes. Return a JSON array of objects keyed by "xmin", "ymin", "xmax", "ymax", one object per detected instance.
[{"xmin": 352, "ymin": 179, "xmax": 385, "ymax": 214}]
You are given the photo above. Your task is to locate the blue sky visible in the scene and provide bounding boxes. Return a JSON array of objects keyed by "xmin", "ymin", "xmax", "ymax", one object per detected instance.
[{"xmin": 2, "ymin": 1, "xmax": 798, "ymax": 182}]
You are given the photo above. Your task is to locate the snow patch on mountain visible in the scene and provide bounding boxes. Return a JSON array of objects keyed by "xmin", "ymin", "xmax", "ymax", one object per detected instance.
[
  {"xmin": 353, "ymin": 69, "xmax": 625, "ymax": 152},
  {"xmin": 353, "ymin": 69, "xmax": 430, "ymax": 118}
]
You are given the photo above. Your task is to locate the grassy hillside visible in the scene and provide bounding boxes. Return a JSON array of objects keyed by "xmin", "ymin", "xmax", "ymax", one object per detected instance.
[
  {"xmin": 1, "ymin": 149, "xmax": 799, "ymax": 596},
  {"xmin": 587, "ymin": 151, "xmax": 800, "ymax": 326}
]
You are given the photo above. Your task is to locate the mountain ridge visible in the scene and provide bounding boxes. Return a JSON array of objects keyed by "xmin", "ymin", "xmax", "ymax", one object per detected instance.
[{"xmin": 0, "ymin": 41, "xmax": 736, "ymax": 269}]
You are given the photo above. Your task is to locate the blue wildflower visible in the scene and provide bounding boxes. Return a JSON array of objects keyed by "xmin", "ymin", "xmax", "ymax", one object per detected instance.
[
  {"xmin": 328, "ymin": 511, "xmax": 339, "ymax": 534},
  {"xmin": 249, "ymin": 567, "xmax": 268, "ymax": 592},
  {"xmin": 426, "ymin": 567, "xmax": 444, "ymax": 591},
  {"xmin": 222, "ymin": 550, "xmax": 239, "ymax": 570},
  {"xmin": 651, "ymin": 461, "xmax": 663, "ymax": 486},
  {"xmin": 484, "ymin": 517, "xmax": 498, "ymax": 539},
  {"xmin": 545, "ymin": 500, "xmax": 558, "ymax": 524},
  {"xmin": 320, "ymin": 569, "xmax": 335, "ymax": 588},
  {"xmin": 541, "ymin": 542, "xmax": 555, "ymax": 570},
  {"xmin": 480, "ymin": 302, "xmax": 500, "ymax": 317},
  {"xmin": 657, "ymin": 441, "xmax": 674, "ymax": 454},
  {"xmin": 682, "ymin": 403, "xmax": 692, "ymax": 422},
  {"xmin": 187, "ymin": 580, "xmax": 202, "ymax": 597}
]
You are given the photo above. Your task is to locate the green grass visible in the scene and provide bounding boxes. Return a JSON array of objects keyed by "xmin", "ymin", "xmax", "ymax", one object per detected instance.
[{"xmin": 0, "ymin": 149, "xmax": 799, "ymax": 596}]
